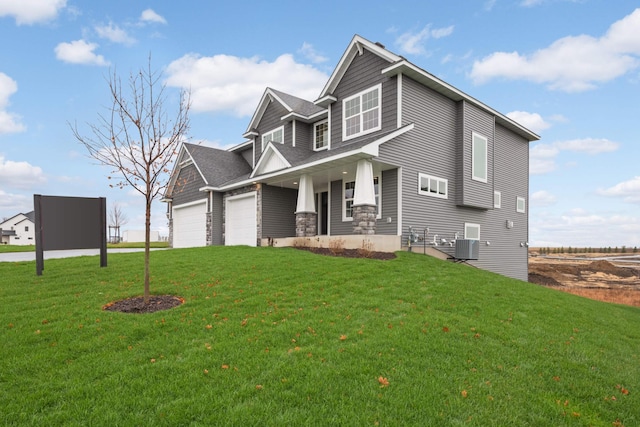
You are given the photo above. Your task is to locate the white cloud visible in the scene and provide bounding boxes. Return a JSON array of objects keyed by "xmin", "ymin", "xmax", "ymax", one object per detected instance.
[
  {"xmin": 597, "ymin": 176, "xmax": 640, "ymax": 203},
  {"xmin": 0, "ymin": 155, "xmax": 46, "ymax": 189},
  {"xmin": 531, "ymin": 190, "xmax": 557, "ymax": 207},
  {"xmin": 530, "ymin": 138, "xmax": 619, "ymax": 174},
  {"xmin": 298, "ymin": 42, "xmax": 328, "ymax": 64},
  {"xmin": 554, "ymin": 138, "xmax": 619, "ymax": 154},
  {"xmin": 95, "ymin": 22, "xmax": 136, "ymax": 45},
  {"xmin": 470, "ymin": 8, "xmax": 640, "ymax": 92},
  {"xmin": 140, "ymin": 8, "xmax": 167, "ymax": 25},
  {"xmin": 165, "ymin": 53, "xmax": 328, "ymax": 117},
  {"xmin": 0, "ymin": 189, "xmax": 31, "ymax": 215},
  {"xmin": 395, "ymin": 24, "xmax": 454, "ymax": 55},
  {"xmin": 506, "ymin": 111, "xmax": 549, "ymax": 134},
  {"xmin": 0, "ymin": 72, "xmax": 25, "ymax": 134},
  {"xmin": 0, "ymin": 0, "xmax": 66, "ymax": 25},
  {"xmin": 54, "ymin": 40, "xmax": 110, "ymax": 66}
]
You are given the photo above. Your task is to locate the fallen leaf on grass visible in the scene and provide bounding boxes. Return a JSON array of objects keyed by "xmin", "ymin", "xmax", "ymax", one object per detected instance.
[
  {"xmin": 378, "ymin": 376, "xmax": 389, "ymax": 387},
  {"xmin": 255, "ymin": 384, "xmax": 263, "ymax": 390},
  {"xmin": 442, "ymin": 326, "xmax": 449, "ymax": 333},
  {"xmin": 221, "ymin": 364, "xmax": 229, "ymax": 370},
  {"xmin": 339, "ymin": 334, "xmax": 347, "ymax": 341},
  {"xmin": 461, "ymin": 390, "xmax": 468, "ymax": 398}
]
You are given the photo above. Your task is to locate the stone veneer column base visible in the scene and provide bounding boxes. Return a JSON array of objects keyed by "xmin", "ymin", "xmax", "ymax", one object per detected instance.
[
  {"xmin": 352, "ymin": 205, "xmax": 377, "ymax": 235},
  {"xmin": 295, "ymin": 212, "xmax": 317, "ymax": 237}
]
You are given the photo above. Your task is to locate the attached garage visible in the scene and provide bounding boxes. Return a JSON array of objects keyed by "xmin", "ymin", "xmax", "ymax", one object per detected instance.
[
  {"xmin": 225, "ymin": 192, "xmax": 257, "ymax": 246},
  {"xmin": 173, "ymin": 199, "xmax": 207, "ymax": 248}
]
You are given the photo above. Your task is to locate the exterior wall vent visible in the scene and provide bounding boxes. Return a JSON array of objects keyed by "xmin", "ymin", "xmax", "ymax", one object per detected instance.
[{"xmin": 455, "ymin": 239, "xmax": 479, "ymax": 260}]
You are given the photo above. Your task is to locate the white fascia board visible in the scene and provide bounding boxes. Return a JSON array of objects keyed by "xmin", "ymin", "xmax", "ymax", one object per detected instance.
[
  {"xmin": 382, "ymin": 61, "xmax": 540, "ymax": 141},
  {"xmin": 183, "ymin": 144, "xmax": 209, "ymax": 185},
  {"xmin": 228, "ymin": 140, "xmax": 253, "ymax": 152},
  {"xmin": 243, "ymin": 89, "xmax": 273, "ymax": 136},
  {"xmin": 250, "ymin": 142, "xmax": 292, "ymax": 179},
  {"xmin": 200, "ymin": 123, "xmax": 415, "ymax": 193},
  {"xmin": 280, "ymin": 109, "xmax": 328, "ymax": 123}
]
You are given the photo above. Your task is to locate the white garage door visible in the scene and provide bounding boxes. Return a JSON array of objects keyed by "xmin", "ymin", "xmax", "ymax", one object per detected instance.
[
  {"xmin": 173, "ymin": 200, "xmax": 207, "ymax": 248},
  {"xmin": 225, "ymin": 192, "xmax": 257, "ymax": 246}
]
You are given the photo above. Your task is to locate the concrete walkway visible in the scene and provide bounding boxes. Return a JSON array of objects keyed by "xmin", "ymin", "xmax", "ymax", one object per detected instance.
[{"xmin": 0, "ymin": 248, "xmax": 166, "ymax": 263}]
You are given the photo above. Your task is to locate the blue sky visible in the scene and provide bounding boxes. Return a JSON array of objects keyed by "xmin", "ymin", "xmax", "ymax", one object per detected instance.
[{"xmin": 1, "ymin": 0, "xmax": 639, "ymax": 248}]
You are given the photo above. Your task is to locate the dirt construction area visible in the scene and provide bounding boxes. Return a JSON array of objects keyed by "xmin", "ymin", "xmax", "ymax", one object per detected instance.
[{"xmin": 528, "ymin": 252, "xmax": 640, "ymax": 307}]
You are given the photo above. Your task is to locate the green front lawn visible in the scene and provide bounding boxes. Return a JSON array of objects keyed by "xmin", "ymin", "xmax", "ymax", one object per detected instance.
[{"xmin": 1, "ymin": 246, "xmax": 638, "ymax": 425}]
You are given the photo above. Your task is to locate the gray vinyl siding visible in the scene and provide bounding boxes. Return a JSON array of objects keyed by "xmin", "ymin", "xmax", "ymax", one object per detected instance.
[
  {"xmin": 211, "ymin": 192, "xmax": 223, "ymax": 245},
  {"xmin": 457, "ymin": 100, "xmax": 494, "ymax": 209},
  {"xmin": 376, "ymin": 168, "xmax": 398, "ymax": 235},
  {"xmin": 296, "ymin": 120, "xmax": 313, "ymax": 151},
  {"xmin": 261, "ymin": 184, "xmax": 297, "ymax": 239},
  {"xmin": 255, "ymin": 101, "xmax": 291, "ymax": 164},
  {"xmin": 377, "ymin": 75, "xmax": 529, "ymax": 280},
  {"xmin": 239, "ymin": 146, "xmax": 254, "ymax": 168},
  {"xmin": 330, "ymin": 49, "xmax": 397, "ymax": 148},
  {"xmin": 330, "ymin": 180, "xmax": 350, "ymax": 235},
  {"xmin": 172, "ymin": 164, "xmax": 206, "ymax": 206}
]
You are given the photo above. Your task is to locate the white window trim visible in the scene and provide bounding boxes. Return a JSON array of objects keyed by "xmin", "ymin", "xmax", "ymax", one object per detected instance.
[
  {"xmin": 464, "ymin": 223, "xmax": 481, "ymax": 240},
  {"xmin": 472, "ymin": 132, "xmax": 488, "ymax": 183},
  {"xmin": 494, "ymin": 191, "xmax": 501, "ymax": 209},
  {"xmin": 342, "ymin": 83, "xmax": 382, "ymax": 141},
  {"xmin": 313, "ymin": 120, "xmax": 329, "ymax": 151},
  {"xmin": 418, "ymin": 173, "xmax": 448, "ymax": 199},
  {"xmin": 342, "ymin": 175, "xmax": 382, "ymax": 222},
  {"xmin": 516, "ymin": 196, "xmax": 526, "ymax": 213},
  {"xmin": 261, "ymin": 125, "xmax": 284, "ymax": 151}
]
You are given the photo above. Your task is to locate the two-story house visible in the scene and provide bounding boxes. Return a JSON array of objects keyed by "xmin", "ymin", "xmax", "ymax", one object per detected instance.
[
  {"xmin": 163, "ymin": 35, "xmax": 539, "ymax": 280},
  {"xmin": 0, "ymin": 211, "xmax": 35, "ymax": 245}
]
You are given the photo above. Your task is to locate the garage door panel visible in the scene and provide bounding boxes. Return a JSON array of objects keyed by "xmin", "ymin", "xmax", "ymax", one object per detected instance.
[
  {"xmin": 226, "ymin": 193, "xmax": 257, "ymax": 246},
  {"xmin": 173, "ymin": 200, "xmax": 207, "ymax": 248}
]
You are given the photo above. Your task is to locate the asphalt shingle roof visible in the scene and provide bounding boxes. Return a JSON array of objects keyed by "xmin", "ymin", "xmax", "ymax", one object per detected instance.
[{"xmin": 183, "ymin": 143, "xmax": 252, "ymax": 187}]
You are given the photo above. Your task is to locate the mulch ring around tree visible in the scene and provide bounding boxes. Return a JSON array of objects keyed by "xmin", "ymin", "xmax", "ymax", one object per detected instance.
[{"xmin": 103, "ymin": 295, "xmax": 185, "ymax": 314}]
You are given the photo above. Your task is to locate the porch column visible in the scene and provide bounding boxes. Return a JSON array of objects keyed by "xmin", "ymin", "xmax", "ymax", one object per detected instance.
[
  {"xmin": 295, "ymin": 174, "xmax": 317, "ymax": 237},
  {"xmin": 352, "ymin": 159, "xmax": 377, "ymax": 235}
]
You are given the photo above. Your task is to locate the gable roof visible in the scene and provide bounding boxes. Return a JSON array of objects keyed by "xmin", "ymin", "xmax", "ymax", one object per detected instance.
[
  {"xmin": 315, "ymin": 34, "xmax": 539, "ymax": 141},
  {"xmin": 165, "ymin": 143, "xmax": 252, "ymax": 198},
  {"xmin": 243, "ymin": 88, "xmax": 326, "ymax": 138}
]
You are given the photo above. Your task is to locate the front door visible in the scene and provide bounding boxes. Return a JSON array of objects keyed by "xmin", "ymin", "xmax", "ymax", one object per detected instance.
[{"xmin": 317, "ymin": 191, "xmax": 328, "ymax": 235}]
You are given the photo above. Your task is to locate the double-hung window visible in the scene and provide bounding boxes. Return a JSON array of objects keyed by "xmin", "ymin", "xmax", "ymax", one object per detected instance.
[
  {"xmin": 472, "ymin": 132, "xmax": 488, "ymax": 182},
  {"xmin": 343, "ymin": 84, "xmax": 381, "ymax": 140},
  {"xmin": 314, "ymin": 120, "xmax": 328, "ymax": 151},
  {"xmin": 262, "ymin": 126, "xmax": 284, "ymax": 151},
  {"xmin": 343, "ymin": 176, "xmax": 381, "ymax": 221}
]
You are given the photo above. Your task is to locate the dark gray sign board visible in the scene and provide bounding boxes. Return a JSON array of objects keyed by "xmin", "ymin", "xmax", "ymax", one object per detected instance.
[{"xmin": 34, "ymin": 195, "xmax": 107, "ymax": 275}]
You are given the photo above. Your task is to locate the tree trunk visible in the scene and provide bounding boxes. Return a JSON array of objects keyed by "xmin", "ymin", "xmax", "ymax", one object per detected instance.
[{"xmin": 144, "ymin": 196, "xmax": 151, "ymax": 304}]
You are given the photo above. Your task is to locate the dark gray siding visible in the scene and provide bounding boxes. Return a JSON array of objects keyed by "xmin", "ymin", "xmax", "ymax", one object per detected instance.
[
  {"xmin": 330, "ymin": 180, "xmax": 351, "ymax": 235},
  {"xmin": 295, "ymin": 120, "xmax": 313, "ymax": 150},
  {"xmin": 376, "ymin": 168, "xmax": 398, "ymax": 235},
  {"xmin": 377, "ymin": 75, "xmax": 529, "ymax": 280},
  {"xmin": 261, "ymin": 184, "xmax": 297, "ymax": 238},
  {"xmin": 255, "ymin": 100, "xmax": 291, "ymax": 164},
  {"xmin": 330, "ymin": 49, "xmax": 397, "ymax": 148},
  {"xmin": 211, "ymin": 191, "xmax": 223, "ymax": 245},
  {"xmin": 172, "ymin": 164, "xmax": 206, "ymax": 206},
  {"xmin": 479, "ymin": 124, "xmax": 529, "ymax": 280},
  {"xmin": 456, "ymin": 100, "xmax": 494, "ymax": 209},
  {"xmin": 239, "ymin": 146, "xmax": 254, "ymax": 167}
]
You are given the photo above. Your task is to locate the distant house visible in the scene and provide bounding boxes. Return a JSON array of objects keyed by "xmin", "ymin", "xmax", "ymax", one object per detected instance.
[
  {"xmin": 163, "ymin": 35, "xmax": 539, "ymax": 280},
  {"xmin": 0, "ymin": 211, "xmax": 35, "ymax": 245}
]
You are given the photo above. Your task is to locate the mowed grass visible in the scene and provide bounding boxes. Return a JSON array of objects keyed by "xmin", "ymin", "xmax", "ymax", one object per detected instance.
[{"xmin": 1, "ymin": 246, "xmax": 638, "ymax": 426}]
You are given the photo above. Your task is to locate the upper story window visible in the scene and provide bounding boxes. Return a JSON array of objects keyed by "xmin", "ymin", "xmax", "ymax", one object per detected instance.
[
  {"xmin": 262, "ymin": 126, "xmax": 284, "ymax": 151},
  {"xmin": 25, "ymin": 226, "xmax": 29, "ymax": 232},
  {"xmin": 343, "ymin": 176, "xmax": 381, "ymax": 221},
  {"xmin": 472, "ymin": 132, "xmax": 488, "ymax": 183},
  {"xmin": 418, "ymin": 173, "xmax": 448, "ymax": 199},
  {"xmin": 314, "ymin": 120, "xmax": 328, "ymax": 151},
  {"xmin": 516, "ymin": 196, "xmax": 526, "ymax": 213},
  {"xmin": 343, "ymin": 84, "xmax": 381, "ymax": 141}
]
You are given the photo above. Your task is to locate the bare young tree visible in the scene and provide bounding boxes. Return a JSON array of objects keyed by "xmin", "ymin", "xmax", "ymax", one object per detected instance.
[
  {"xmin": 71, "ymin": 60, "xmax": 190, "ymax": 304},
  {"xmin": 108, "ymin": 203, "xmax": 128, "ymax": 243}
]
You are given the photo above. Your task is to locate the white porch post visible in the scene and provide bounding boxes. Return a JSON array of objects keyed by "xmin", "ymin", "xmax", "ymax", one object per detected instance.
[
  {"xmin": 295, "ymin": 174, "xmax": 317, "ymax": 237},
  {"xmin": 352, "ymin": 159, "xmax": 377, "ymax": 235}
]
